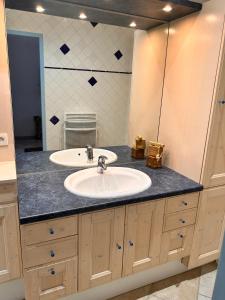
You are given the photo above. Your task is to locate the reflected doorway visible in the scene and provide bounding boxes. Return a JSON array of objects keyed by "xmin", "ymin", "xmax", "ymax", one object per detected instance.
[{"xmin": 7, "ymin": 31, "xmax": 45, "ymax": 152}]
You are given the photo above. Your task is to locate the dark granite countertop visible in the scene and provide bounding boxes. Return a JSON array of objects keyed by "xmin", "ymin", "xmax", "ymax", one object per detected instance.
[
  {"xmin": 16, "ymin": 146, "xmax": 203, "ymax": 224},
  {"xmin": 16, "ymin": 145, "xmax": 139, "ymax": 175}
]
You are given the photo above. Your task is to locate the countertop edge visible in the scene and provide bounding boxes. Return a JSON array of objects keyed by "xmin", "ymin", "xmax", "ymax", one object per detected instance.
[{"xmin": 19, "ymin": 185, "xmax": 203, "ymax": 225}]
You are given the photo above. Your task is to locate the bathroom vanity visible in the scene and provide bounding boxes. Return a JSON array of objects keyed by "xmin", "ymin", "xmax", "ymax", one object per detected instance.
[
  {"xmin": 14, "ymin": 146, "xmax": 202, "ymax": 299},
  {"xmin": 2, "ymin": 0, "xmax": 225, "ymax": 299}
]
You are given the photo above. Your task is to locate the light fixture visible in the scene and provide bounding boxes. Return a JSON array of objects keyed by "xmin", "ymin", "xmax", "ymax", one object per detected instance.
[
  {"xmin": 36, "ymin": 5, "xmax": 45, "ymax": 13},
  {"xmin": 129, "ymin": 21, "xmax": 137, "ymax": 28},
  {"xmin": 163, "ymin": 4, "xmax": 173, "ymax": 13},
  {"xmin": 79, "ymin": 12, "xmax": 87, "ymax": 20}
]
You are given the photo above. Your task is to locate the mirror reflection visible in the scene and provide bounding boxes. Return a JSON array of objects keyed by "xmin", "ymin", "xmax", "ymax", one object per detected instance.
[{"xmin": 5, "ymin": 6, "xmax": 168, "ymax": 153}]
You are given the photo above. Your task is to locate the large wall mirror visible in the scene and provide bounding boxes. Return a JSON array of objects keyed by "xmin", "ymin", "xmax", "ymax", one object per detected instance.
[{"xmin": 5, "ymin": 2, "xmax": 169, "ymax": 153}]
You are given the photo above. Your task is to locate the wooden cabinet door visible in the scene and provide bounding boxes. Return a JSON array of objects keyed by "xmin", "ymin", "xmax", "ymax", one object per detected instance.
[
  {"xmin": 202, "ymin": 39, "xmax": 225, "ymax": 188},
  {"xmin": 160, "ymin": 225, "xmax": 194, "ymax": 264},
  {"xmin": 78, "ymin": 207, "xmax": 125, "ymax": 291},
  {"xmin": 0, "ymin": 203, "xmax": 21, "ymax": 283},
  {"xmin": 24, "ymin": 258, "xmax": 77, "ymax": 300},
  {"xmin": 123, "ymin": 200, "xmax": 165, "ymax": 276},
  {"xmin": 189, "ymin": 187, "xmax": 225, "ymax": 268}
]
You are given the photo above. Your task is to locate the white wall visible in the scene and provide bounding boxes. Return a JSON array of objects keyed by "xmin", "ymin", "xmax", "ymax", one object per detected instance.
[
  {"xmin": 129, "ymin": 25, "xmax": 168, "ymax": 146},
  {"xmin": 6, "ymin": 9, "xmax": 134, "ymax": 150}
]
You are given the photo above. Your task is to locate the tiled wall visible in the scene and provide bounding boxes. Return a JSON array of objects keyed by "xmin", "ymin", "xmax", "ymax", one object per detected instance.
[{"xmin": 6, "ymin": 9, "xmax": 134, "ymax": 150}]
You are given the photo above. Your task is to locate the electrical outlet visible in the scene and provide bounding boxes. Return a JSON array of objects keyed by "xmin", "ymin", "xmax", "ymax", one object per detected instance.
[{"xmin": 0, "ymin": 133, "xmax": 8, "ymax": 146}]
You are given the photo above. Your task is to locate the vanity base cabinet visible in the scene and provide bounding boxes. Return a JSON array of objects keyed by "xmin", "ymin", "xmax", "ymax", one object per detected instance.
[
  {"xmin": 24, "ymin": 258, "xmax": 77, "ymax": 300},
  {"xmin": 0, "ymin": 203, "xmax": 21, "ymax": 284},
  {"xmin": 21, "ymin": 216, "xmax": 78, "ymax": 300},
  {"xmin": 78, "ymin": 207, "xmax": 125, "ymax": 291},
  {"xmin": 123, "ymin": 200, "xmax": 165, "ymax": 276},
  {"xmin": 189, "ymin": 187, "xmax": 225, "ymax": 268}
]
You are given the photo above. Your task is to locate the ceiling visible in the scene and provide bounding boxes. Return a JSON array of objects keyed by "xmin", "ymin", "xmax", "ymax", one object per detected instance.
[{"xmin": 5, "ymin": 0, "xmax": 202, "ymax": 30}]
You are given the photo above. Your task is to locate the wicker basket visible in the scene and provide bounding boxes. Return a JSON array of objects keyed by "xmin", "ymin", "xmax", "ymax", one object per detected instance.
[{"xmin": 146, "ymin": 141, "xmax": 165, "ymax": 168}]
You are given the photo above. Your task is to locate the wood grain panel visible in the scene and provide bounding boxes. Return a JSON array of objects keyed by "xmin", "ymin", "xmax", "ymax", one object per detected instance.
[
  {"xmin": 78, "ymin": 207, "xmax": 125, "ymax": 291},
  {"xmin": 21, "ymin": 216, "xmax": 78, "ymax": 246},
  {"xmin": 165, "ymin": 193, "xmax": 199, "ymax": 214},
  {"xmin": 123, "ymin": 200, "xmax": 165, "ymax": 276},
  {"xmin": 189, "ymin": 187, "xmax": 225, "ymax": 268},
  {"xmin": 0, "ymin": 203, "xmax": 21, "ymax": 283},
  {"xmin": 164, "ymin": 209, "xmax": 197, "ymax": 232},
  {"xmin": 160, "ymin": 225, "xmax": 194, "ymax": 264},
  {"xmin": 22, "ymin": 236, "xmax": 77, "ymax": 269},
  {"xmin": 0, "ymin": 182, "xmax": 17, "ymax": 204},
  {"xmin": 24, "ymin": 258, "xmax": 77, "ymax": 300},
  {"xmin": 158, "ymin": 6, "xmax": 225, "ymax": 182}
]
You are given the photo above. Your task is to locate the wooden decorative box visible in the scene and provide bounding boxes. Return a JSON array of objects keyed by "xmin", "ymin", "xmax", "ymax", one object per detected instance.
[
  {"xmin": 131, "ymin": 148, "xmax": 145, "ymax": 159},
  {"xmin": 146, "ymin": 141, "xmax": 165, "ymax": 168},
  {"xmin": 131, "ymin": 136, "xmax": 146, "ymax": 159}
]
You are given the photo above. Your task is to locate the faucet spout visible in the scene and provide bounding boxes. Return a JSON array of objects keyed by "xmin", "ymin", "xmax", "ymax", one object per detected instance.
[
  {"xmin": 86, "ymin": 145, "xmax": 94, "ymax": 161},
  {"xmin": 97, "ymin": 155, "xmax": 108, "ymax": 174}
]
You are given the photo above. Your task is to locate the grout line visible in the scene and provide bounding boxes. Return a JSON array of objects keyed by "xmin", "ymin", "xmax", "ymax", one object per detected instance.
[{"xmin": 44, "ymin": 66, "xmax": 132, "ymax": 75}]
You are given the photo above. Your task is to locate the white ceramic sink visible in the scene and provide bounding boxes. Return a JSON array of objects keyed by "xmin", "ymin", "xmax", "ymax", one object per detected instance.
[
  {"xmin": 64, "ymin": 167, "xmax": 152, "ymax": 198},
  {"xmin": 49, "ymin": 148, "xmax": 117, "ymax": 167}
]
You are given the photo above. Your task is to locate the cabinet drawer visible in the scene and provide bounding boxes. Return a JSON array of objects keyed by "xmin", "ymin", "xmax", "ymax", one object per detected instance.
[
  {"xmin": 21, "ymin": 216, "xmax": 78, "ymax": 246},
  {"xmin": 23, "ymin": 236, "xmax": 77, "ymax": 269},
  {"xmin": 0, "ymin": 182, "xmax": 17, "ymax": 204},
  {"xmin": 24, "ymin": 258, "xmax": 77, "ymax": 300},
  {"xmin": 160, "ymin": 225, "xmax": 195, "ymax": 264},
  {"xmin": 164, "ymin": 208, "xmax": 197, "ymax": 232},
  {"xmin": 165, "ymin": 193, "xmax": 199, "ymax": 214}
]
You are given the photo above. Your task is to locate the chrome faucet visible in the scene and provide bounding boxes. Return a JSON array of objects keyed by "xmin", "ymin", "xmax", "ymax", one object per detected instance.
[
  {"xmin": 97, "ymin": 155, "xmax": 108, "ymax": 174},
  {"xmin": 86, "ymin": 145, "xmax": 94, "ymax": 161}
]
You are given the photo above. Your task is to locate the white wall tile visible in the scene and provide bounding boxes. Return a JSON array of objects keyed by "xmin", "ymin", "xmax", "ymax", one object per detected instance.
[{"xmin": 6, "ymin": 9, "xmax": 133, "ymax": 150}]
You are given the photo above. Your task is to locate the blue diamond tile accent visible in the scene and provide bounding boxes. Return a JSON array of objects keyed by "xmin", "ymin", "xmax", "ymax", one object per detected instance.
[
  {"xmin": 60, "ymin": 44, "xmax": 70, "ymax": 55},
  {"xmin": 90, "ymin": 22, "xmax": 98, "ymax": 28},
  {"xmin": 50, "ymin": 116, "xmax": 60, "ymax": 125},
  {"xmin": 114, "ymin": 50, "xmax": 123, "ymax": 60},
  {"xmin": 88, "ymin": 77, "xmax": 97, "ymax": 86}
]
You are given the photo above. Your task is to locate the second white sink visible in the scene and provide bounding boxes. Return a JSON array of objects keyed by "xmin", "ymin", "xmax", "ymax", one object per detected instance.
[
  {"xmin": 49, "ymin": 148, "xmax": 117, "ymax": 167},
  {"xmin": 64, "ymin": 167, "xmax": 152, "ymax": 199}
]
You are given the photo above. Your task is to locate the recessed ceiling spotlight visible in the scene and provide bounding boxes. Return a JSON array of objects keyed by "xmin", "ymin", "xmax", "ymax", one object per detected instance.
[
  {"xmin": 79, "ymin": 12, "xmax": 87, "ymax": 20},
  {"xmin": 163, "ymin": 4, "xmax": 173, "ymax": 13},
  {"xmin": 36, "ymin": 5, "xmax": 45, "ymax": 13},
  {"xmin": 129, "ymin": 21, "xmax": 137, "ymax": 28}
]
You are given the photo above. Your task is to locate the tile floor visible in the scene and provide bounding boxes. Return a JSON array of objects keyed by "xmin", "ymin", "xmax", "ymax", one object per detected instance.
[{"xmin": 110, "ymin": 262, "xmax": 217, "ymax": 300}]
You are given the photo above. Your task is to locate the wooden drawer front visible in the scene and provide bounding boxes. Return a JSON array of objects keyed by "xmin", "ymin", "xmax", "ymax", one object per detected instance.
[
  {"xmin": 165, "ymin": 193, "xmax": 199, "ymax": 214},
  {"xmin": 23, "ymin": 236, "xmax": 77, "ymax": 269},
  {"xmin": 0, "ymin": 183, "xmax": 17, "ymax": 204},
  {"xmin": 21, "ymin": 216, "xmax": 78, "ymax": 246},
  {"xmin": 164, "ymin": 208, "xmax": 197, "ymax": 232},
  {"xmin": 160, "ymin": 225, "xmax": 195, "ymax": 264},
  {"xmin": 24, "ymin": 258, "xmax": 77, "ymax": 300}
]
